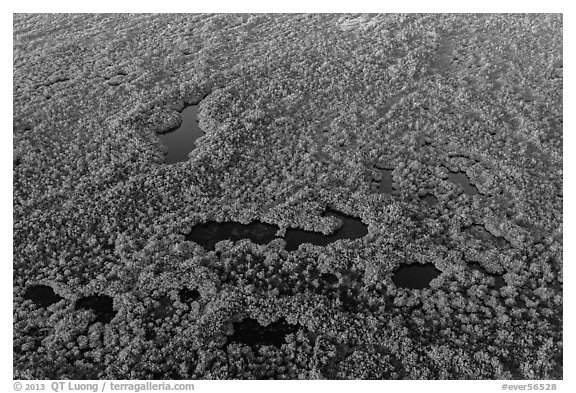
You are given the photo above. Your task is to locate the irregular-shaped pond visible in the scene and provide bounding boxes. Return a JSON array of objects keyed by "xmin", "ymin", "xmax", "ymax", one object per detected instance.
[
  {"xmin": 448, "ymin": 170, "xmax": 479, "ymax": 196},
  {"xmin": 185, "ymin": 209, "xmax": 368, "ymax": 252},
  {"xmin": 227, "ymin": 317, "xmax": 299, "ymax": 348},
  {"xmin": 392, "ymin": 264, "xmax": 441, "ymax": 289},
  {"xmin": 75, "ymin": 295, "xmax": 116, "ymax": 324},
  {"xmin": 24, "ymin": 284, "xmax": 63, "ymax": 308},
  {"xmin": 158, "ymin": 105, "xmax": 204, "ymax": 164},
  {"xmin": 284, "ymin": 209, "xmax": 368, "ymax": 251},
  {"xmin": 179, "ymin": 287, "xmax": 201, "ymax": 304},
  {"xmin": 185, "ymin": 221, "xmax": 279, "ymax": 251},
  {"xmin": 372, "ymin": 167, "xmax": 394, "ymax": 194}
]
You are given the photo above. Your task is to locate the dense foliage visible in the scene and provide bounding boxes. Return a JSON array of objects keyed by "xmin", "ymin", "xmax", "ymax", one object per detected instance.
[{"xmin": 13, "ymin": 14, "xmax": 562, "ymax": 379}]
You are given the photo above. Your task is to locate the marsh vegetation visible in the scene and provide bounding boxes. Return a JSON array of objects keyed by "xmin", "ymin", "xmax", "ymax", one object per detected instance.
[{"xmin": 13, "ymin": 13, "xmax": 562, "ymax": 380}]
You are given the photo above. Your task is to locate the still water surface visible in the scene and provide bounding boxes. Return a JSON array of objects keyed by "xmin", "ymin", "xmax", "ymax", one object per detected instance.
[
  {"xmin": 185, "ymin": 209, "xmax": 368, "ymax": 251},
  {"xmin": 158, "ymin": 105, "xmax": 204, "ymax": 164},
  {"xmin": 392, "ymin": 264, "xmax": 441, "ymax": 289}
]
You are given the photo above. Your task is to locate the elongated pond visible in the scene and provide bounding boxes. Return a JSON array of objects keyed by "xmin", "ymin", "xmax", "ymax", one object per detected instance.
[
  {"xmin": 448, "ymin": 171, "xmax": 479, "ymax": 196},
  {"xmin": 185, "ymin": 221, "xmax": 279, "ymax": 251},
  {"xmin": 158, "ymin": 105, "xmax": 204, "ymax": 164},
  {"xmin": 284, "ymin": 209, "xmax": 368, "ymax": 251},
  {"xmin": 185, "ymin": 209, "xmax": 368, "ymax": 251},
  {"xmin": 372, "ymin": 167, "xmax": 394, "ymax": 194},
  {"xmin": 226, "ymin": 317, "xmax": 300, "ymax": 348}
]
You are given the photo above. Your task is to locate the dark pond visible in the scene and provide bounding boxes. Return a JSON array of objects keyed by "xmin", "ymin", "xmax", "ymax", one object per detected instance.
[
  {"xmin": 494, "ymin": 276, "xmax": 506, "ymax": 289},
  {"xmin": 185, "ymin": 221, "xmax": 279, "ymax": 251},
  {"xmin": 158, "ymin": 105, "xmax": 204, "ymax": 164},
  {"xmin": 392, "ymin": 264, "xmax": 441, "ymax": 289},
  {"xmin": 179, "ymin": 287, "xmax": 201, "ymax": 304},
  {"xmin": 185, "ymin": 209, "xmax": 368, "ymax": 252},
  {"xmin": 448, "ymin": 171, "xmax": 479, "ymax": 196},
  {"xmin": 227, "ymin": 317, "xmax": 299, "ymax": 348},
  {"xmin": 75, "ymin": 295, "xmax": 116, "ymax": 324},
  {"xmin": 372, "ymin": 167, "xmax": 394, "ymax": 194},
  {"xmin": 24, "ymin": 284, "xmax": 63, "ymax": 307},
  {"xmin": 320, "ymin": 272, "xmax": 339, "ymax": 285},
  {"xmin": 284, "ymin": 209, "xmax": 368, "ymax": 251}
]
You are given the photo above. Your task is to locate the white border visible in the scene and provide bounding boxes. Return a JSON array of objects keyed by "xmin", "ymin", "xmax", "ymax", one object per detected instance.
[
  {"xmin": 3, "ymin": 2, "xmax": 571, "ymax": 391},
  {"xmin": 5, "ymin": 0, "xmax": 569, "ymax": 13}
]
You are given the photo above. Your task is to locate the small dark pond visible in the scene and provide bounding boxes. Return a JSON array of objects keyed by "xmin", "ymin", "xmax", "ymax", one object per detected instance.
[
  {"xmin": 75, "ymin": 295, "xmax": 116, "ymax": 324},
  {"xmin": 179, "ymin": 287, "xmax": 201, "ymax": 304},
  {"xmin": 320, "ymin": 272, "xmax": 339, "ymax": 285},
  {"xmin": 24, "ymin": 285, "xmax": 63, "ymax": 308},
  {"xmin": 227, "ymin": 317, "xmax": 299, "ymax": 348},
  {"xmin": 185, "ymin": 209, "xmax": 368, "ymax": 252},
  {"xmin": 392, "ymin": 264, "xmax": 441, "ymax": 289},
  {"xmin": 158, "ymin": 105, "xmax": 204, "ymax": 164},
  {"xmin": 372, "ymin": 167, "xmax": 394, "ymax": 194},
  {"xmin": 494, "ymin": 276, "xmax": 506, "ymax": 289},
  {"xmin": 448, "ymin": 171, "xmax": 479, "ymax": 196}
]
